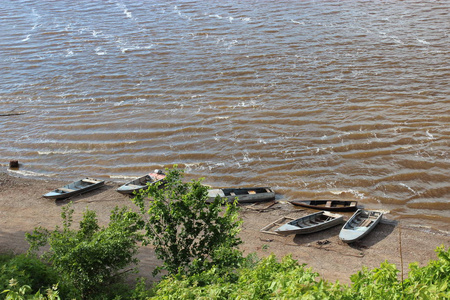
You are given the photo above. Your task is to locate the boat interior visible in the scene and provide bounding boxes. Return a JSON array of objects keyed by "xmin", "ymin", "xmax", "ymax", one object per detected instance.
[
  {"xmin": 57, "ymin": 179, "xmax": 100, "ymax": 193},
  {"xmin": 223, "ymin": 187, "xmax": 272, "ymax": 196},
  {"xmin": 290, "ymin": 213, "xmax": 331, "ymax": 228},
  {"xmin": 347, "ymin": 211, "xmax": 381, "ymax": 228},
  {"xmin": 310, "ymin": 200, "xmax": 354, "ymax": 208}
]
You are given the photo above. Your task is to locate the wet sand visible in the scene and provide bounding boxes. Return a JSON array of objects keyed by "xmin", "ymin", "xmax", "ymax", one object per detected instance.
[{"xmin": 0, "ymin": 172, "xmax": 448, "ymax": 285}]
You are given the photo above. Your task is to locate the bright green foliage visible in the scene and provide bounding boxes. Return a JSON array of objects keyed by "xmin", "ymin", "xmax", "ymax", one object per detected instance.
[
  {"xmin": 133, "ymin": 166, "xmax": 243, "ymax": 277},
  {"xmin": 25, "ymin": 203, "xmax": 144, "ymax": 299},
  {"xmin": 349, "ymin": 245, "xmax": 450, "ymax": 300},
  {"xmin": 150, "ymin": 254, "xmax": 347, "ymax": 300},
  {"xmin": 349, "ymin": 261, "xmax": 402, "ymax": 299},
  {"xmin": 402, "ymin": 245, "xmax": 450, "ymax": 299},
  {"xmin": 150, "ymin": 247, "xmax": 450, "ymax": 300},
  {"xmin": 0, "ymin": 254, "xmax": 58, "ymax": 298},
  {"xmin": 1, "ymin": 279, "xmax": 60, "ymax": 300}
]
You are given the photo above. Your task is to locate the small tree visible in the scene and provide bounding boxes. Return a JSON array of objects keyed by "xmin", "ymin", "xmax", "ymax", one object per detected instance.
[
  {"xmin": 132, "ymin": 166, "xmax": 243, "ymax": 276},
  {"xmin": 26, "ymin": 204, "xmax": 144, "ymax": 299}
]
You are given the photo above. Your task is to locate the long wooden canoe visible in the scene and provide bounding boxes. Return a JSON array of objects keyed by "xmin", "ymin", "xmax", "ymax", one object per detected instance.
[
  {"xmin": 290, "ymin": 200, "xmax": 358, "ymax": 212},
  {"xmin": 274, "ymin": 211, "xmax": 344, "ymax": 236},
  {"xmin": 43, "ymin": 178, "xmax": 105, "ymax": 200},
  {"xmin": 206, "ymin": 187, "xmax": 275, "ymax": 203},
  {"xmin": 339, "ymin": 209, "xmax": 383, "ymax": 243},
  {"xmin": 116, "ymin": 170, "xmax": 166, "ymax": 195}
]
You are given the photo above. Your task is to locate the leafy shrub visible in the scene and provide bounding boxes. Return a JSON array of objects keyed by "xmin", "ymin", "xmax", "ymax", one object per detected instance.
[
  {"xmin": 150, "ymin": 247, "xmax": 450, "ymax": 300},
  {"xmin": 133, "ymin": 166, "xmax": 243, "ymax": 277},
  {"xmin": 402, "ymin": 245, "xmax": 450, "ymax": 299},
  {"xmin": 25, "ymin": 204, "xmax": 144, "ymax": 300},
  {"xmin": 0, "ymin": 254, "xmax": 58, "ymax": 299},
  {"xmin": 151, "ymin": 254, "xmax": 347, "ymax": 299},
  {"xmin": 1, "ymin": 279, "xmax": 61, "ymax": 300}
]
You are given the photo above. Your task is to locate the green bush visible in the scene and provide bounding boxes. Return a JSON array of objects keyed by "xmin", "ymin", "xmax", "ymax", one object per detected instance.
[
  {"xmin": 133, "ymin": 166, "xmax": 243, "ymax": 277},
  {"xmin": 151, "ymin": 254, "xmax": 347, "ymax": 299},
  {"xmin": 150, "ymin": 246, "xmax": 450, "ymax": 300},
  {"xmin": 25, "ymin": 204, "xmax": 144, "ymax": 300},
  {"xmin": 0, "ymin": 254, "xmax": 58, "ymax": 299},
  {"xmin": 1, "ymin": 279, "xmax": 61, "ymax": 300}
]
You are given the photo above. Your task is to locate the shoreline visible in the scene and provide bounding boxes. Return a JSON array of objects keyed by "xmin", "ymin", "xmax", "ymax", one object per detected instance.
[{"xmin": 1, "ymin": 172, "xmax": 449, "ymax": 284}]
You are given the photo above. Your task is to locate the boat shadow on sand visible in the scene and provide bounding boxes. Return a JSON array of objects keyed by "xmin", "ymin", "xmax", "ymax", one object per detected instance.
[
  {"xmin": 345, "ymin": 221, "xmax": 397, "ymax": 250},
  {"xmin": 291, "ymin": 220, "xmax": 397, "ymax": 248}
]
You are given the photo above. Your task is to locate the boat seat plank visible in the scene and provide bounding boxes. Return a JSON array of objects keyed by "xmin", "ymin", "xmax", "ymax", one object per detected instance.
[
  {"xmin": 127, "ymin": 184, "xmax": 143, "ymax": 189},
  {"xmin": 82, "ymin": 179, "xmax": 100, "ymax": 184},
  {"xmin": 360, "ymin": 219, "xmax": 372, "ymax": 227},
  {"xmin": 58, "ymin": 187, "xmax": 75, "ymax": 193}
]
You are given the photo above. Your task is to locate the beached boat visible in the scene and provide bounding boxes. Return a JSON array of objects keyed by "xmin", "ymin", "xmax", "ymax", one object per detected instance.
[
  {"xmin": 116, "ymin": 169, "xmax": 166, "ymax": 195},
  {"xmin": 274, "ymin": 211, "xmax": 344, "ymax": 236},
  {"xmin": 339, "ymin": 209, "xmax": 383, "ymax": 243},
  {"xmin": 43, "ymin": 178, "xmax": 105, "ymax": 200},
  {"xmin": 290, "ymin": 200, "xmax": 358, "ymax": 212},
  {"xmin": 206, "ymin": 187, "xmax": 275, "ymax": 203}
]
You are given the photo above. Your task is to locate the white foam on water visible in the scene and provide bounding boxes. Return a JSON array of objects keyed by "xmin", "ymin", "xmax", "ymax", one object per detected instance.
[
  {"xmin": 399, "ymin": 183, "xmax": 418, "ymax": 195},
  {"xmin": 120, "ymin": 44, "xmax": 153, "ymax": 54},
  {"xmin": 330, "ymin": 189, "xmax": 366, "ymax": 199},
  {"xmin": 95, "ymin": 47, "xmax": 106, "ymax": 55},
  {"xmin": 124, "ymin": 9, "xmax": 132, "ymax": 19},
  {"xmin": 115, "ymin": 2, "xmax": 133, "ymax": 19},
  {"xmin": 38, "ymin": 149, "xmax": 97, "ymax": 155},
  {"xmin": 208, "ymin": 162, "xmax": 225, "ymax": 170},
  {"xmin": 92, "ymin": 30, "xmax": 102, "ymax": 37},
  {"xmin": 291, "ymin": 19, "xmax": 305, "ymax": 25},
  {"xmin": 8, "ymin": 169, "xmax": 52, "ymax": 177},
  {"xmin": 242, "ymin": 151, "xmax": 253, "ymax": 163},
  {"xmin": 416, "ymin": 38, "xmax": 430, "ymax": 45}
]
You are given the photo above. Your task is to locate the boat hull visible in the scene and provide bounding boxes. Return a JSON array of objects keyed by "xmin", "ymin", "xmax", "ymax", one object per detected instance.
[
  {"xmin": 117, "ymin": 171, "xmax": 166, "ymax": 195},
  {"xmin": 339, "ymin": 209, "xmax": 383, "ymax": 243},
  {"xmin": 206, "ymin": 187, "xmax": 275, "ymax": 203},
  {"xmin": 290, "ymin": 200, "xmax": 357, "ymax": 212},
  {"xmin": 43, "ymin": 178, "xmax": 105, "ymax": 200},
  {"xmin": 275, "ymin": 211, "xmax": 344, "ymax": 236}
]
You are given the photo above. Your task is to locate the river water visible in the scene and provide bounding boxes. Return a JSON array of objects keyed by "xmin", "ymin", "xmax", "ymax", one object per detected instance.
[{"xmin": 1, "ymin": 1, "xmax": 449, "ymax": 231}]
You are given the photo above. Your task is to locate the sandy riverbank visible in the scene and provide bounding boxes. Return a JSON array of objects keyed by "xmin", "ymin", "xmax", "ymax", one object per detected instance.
[{"xmin": 0, "ymin": 172, "xmax": 448, "ymax": 285}]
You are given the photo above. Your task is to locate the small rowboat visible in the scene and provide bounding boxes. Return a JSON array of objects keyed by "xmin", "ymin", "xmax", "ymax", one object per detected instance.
[
  {"xmin": 339, "ymin": 209, "xmax": 383, "ymax": 243},
  {"xmin": 290, "ymin": 200, "xmax": 357, "ymax": 212},
  {"xmin": 206, "ymin": 187, "xmax": 275, "ymax": 203},
  {"xmin": 43, "ymin": 178, "xmax": 105, "ymax": 200},
  {"xmin": 274, "ymin": 211, "xmax": 344, "ymax": 236},
  {"xmin": 116, "ymin": 169, "xmax": 166, "ymax": 195}
]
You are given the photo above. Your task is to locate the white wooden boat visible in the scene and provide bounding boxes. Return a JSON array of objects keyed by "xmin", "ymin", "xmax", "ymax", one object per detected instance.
[
  {"xmin": 43, "ymin": 178, "xmax": 105, "ymax": 200},
  {"xmin": 339, "ymin": 209, "xmax": 383, "ymax": 243},
  {"xmin": 290, "ymin": 200, "xmax": 358, "ymax": 212},
  {"xmin": 274, "ymin": 211, "xmax": 344, "ymax": 236},
  {"xmin": 116, "ymin": 169, "xmax": 166, "ymax": 195},
  {"xmin": 206, "ymin": 187, "xmax": 275, "ymax": 203}
]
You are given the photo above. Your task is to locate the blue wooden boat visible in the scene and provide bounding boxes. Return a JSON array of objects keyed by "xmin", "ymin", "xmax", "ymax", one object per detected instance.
[
  {"xmin": 43, "ymin": 178, "xmax": 104, "ymax": 200},
  {"xmin": 339, "ymin": 209, "xmax": 383, "ymax": 243}
]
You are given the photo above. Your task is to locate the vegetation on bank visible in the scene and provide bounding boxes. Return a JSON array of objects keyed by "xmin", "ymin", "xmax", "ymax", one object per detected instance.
[{"xmin": 1, "ymin": 167, "xmax": 449, "ymax": 299}]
